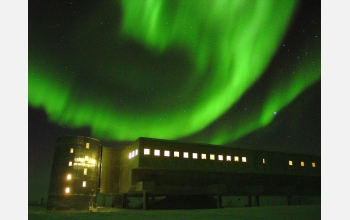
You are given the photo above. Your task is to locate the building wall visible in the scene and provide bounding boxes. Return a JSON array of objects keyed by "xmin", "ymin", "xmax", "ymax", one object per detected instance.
[{"xmin": 99, "ymin": 147, "xmax": 121, "ymax": 194}]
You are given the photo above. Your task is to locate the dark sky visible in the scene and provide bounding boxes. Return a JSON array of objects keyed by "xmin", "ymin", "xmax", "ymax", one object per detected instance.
[{"xmin": 28, "ymin": 0, "xmax": 321, "ymax": 202}]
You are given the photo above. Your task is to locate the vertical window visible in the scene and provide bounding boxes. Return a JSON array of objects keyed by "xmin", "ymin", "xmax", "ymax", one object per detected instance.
[
  {"xmin": 154, "ymin": 149, "xmax": 160, "ymax": 156},
  {"xmin": 82, "ymin": 181, "xmax": 87, "ymax": 187},
  {"xmin": 193, "ymin": 153, "xmax": 198, "ymax": 159},
  {"xmin": 210, "ymin": 154, "xmax": 215, "ymax": 160},
  {"xmin": 164, "ymin": 150, "xmax": 170, "ymax": 157},
  {"xmin": 226, "ymin": 156, "xmax": 231, "ymax": 161},
  {"xmin": 312, "ymin": 162, "xmax": 316, "ymax": 167},
  {"xmin": 84, "ymin": 168, "xmax": 87, "ymax": 175},
  {"xmin": 65, "ymin": 187, "xmax": 70, "ymax": 194},
  {"xmin": 289, "ymin": 161, "xmax": 293, "ymax": 166},
  {"xmin": 68, "ymin": 161, "xmax": 72, "ymax": 166},
  {"xmin": 67, "ymin": 174, "xmax": 72, "ymax": 180},
  {"xmin": 85, "ymin": 156, "xmax": 89, "ymax": 161},
  {"xmin": 86, "ymin": 143, "xmax": 90, "ymax": 149},
  {"xmin": 183, "ymin": 152, "xmax": 189, "ymax": 158},
  {"xmin": 218, "ymin": 155, "xmax": 223, "ymax": 161},
  {"xmin": 144, "ymin": 148, "xmax": 150, "ymax": 155},
  {"xmin": 234, "ymin": 156, "xmax": 239, "ymax": 162},
  {"xmin": 174, "ymin": 151, "xmax": 180, "ymax": 157},
  {"xmin": 262, "ymin": 158, "xmax": 265, "ymax": 164},
  {"xmin": 301, "ymin": 161, "xmax": 305, "ymax": 166},
  {"xmin": 70, "ymin": 148, "xmax": 74, "ymax": 153},
  {"xmin": 242, "ymin": 157, "xmax": 247, "ymax": 162},
  {"xmin": 132, "ymin": 151, "xmax": 135, "ymax": 158},
  {"xmin": 201, "ymin": 154, "xmax": 207, "ymax": 159},
  {"xmin": 135, "ymin": 149, "xmax": 138, "ymax": 156},
  {"xmin": 128, "ymin": 152, "xmax": 132, "ymax": 159}
]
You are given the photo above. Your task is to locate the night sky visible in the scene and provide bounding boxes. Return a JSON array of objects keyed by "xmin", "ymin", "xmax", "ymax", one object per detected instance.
[{"xmin": 28, "ymin": 0, "xmax": 321, "ymax": 203}]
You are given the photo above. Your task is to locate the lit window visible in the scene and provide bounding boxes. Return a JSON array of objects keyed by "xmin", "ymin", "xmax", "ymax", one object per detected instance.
[
  {"xmin": 144, "ymin": 148, "xmax": 150, "ymax": 155},
  {"xmin": 242, "ymin": 157, "xmax": 247, "ymax": 162},
  {"xmin": 128, "ymin": 153, "xmax": 132, "ymax": 159},
  {"xmin": 135, "ymin": 149, "xmax": 138, "ymax": 156},
  {"xmin": 183, "ymin": 152, "xmax": 189, "ymax": 158},
  {"xmin": 301, "ymin": 161, "xmax": 305, "ymax": 166},
  {"xmin": 174, "ymin": 151, "xmax": 180, "ymax": 157},
  {"xmin": 234, "ymin": 156, "xmax": 239, "ymax": 162},
  {"xmin": 193, "ymin": 153, "xmax": 198, "ymax": 159},
  {"xmin": 86, "ymin": 143, "xmax": 90, "ymax": 149},
  {"xmin": 82, "ymin": 181, "xmax": 87, "ymax": 187},
  {"xmin": 65, "ymin": 187, "xmax": 70, "ymax": 193},
  {"xmin": 85, "ymin": 156, "xmax": 89, "ymax": 161},
  {"xmin": 164, "ymin": 150, "xmax": 170, "ymax": 157},
  {"xmin": 154, "ymin": 149, "xmax": 160, "ymax": 156},
  {"xmin": 67, "ymin": 174, "xmax": 72, "ymax": 180},
  {"xmin": 132, "ymin": 151, "xmax": 135, "ymax": 158},
  {"xmin": 68, "ymin": 161, "xmax": 72, "ymax": 166},
  {"xmin": 263, "ymin": 158, "xmax": 265, "ymax": 164},
  {"xmin": 210, "ymin": 154, "xmax": 215, "ymax": 160},
  {"xmin": 226, "ymin": 156, "xmax": 231, "ymax": 161},
  {"xmin": 289, "ymin": 161, "xmax": 293, "ymax": 166},
  {"xmin": 70, "ymin": 148, "xmax": 74, "ymax": 153},
  {"xmin": 201, "ymin": 154, "xmax": 207, "ymax": 159},
  {"xmin": 84, "ymin": 168, "xmax": 87, "ymax": 175},
  {"xmin": 312, "ymin": 162, "xmax": 316, "ymax": 167},
  {"xmin": 218, "ymin": 155, "xmax": 223, "ymax": 161}
]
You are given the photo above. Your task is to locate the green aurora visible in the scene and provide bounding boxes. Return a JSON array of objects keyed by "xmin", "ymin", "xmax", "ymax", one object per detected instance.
[{"xmin": 28, "ymin": 0, "xmax": 320, "ymax": 145}]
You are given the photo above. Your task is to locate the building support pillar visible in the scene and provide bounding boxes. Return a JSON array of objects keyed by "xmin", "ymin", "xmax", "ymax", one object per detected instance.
[
  {"xmin": 248, "ymin": 196, "xmax": 252, "ymax": 207},
  {"xmin": 216, "ymin": 194, "xmax": 222, "ymax": 209},
  {"xmin": 255, "ymin": 195, "xmax": 259, "ymax": 207},
  {"xmin": 143, "ymin": 190, "xmax": 149, "ymax": 210}
]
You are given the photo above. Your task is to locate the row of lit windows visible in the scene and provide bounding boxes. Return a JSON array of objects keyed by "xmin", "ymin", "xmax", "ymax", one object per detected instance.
[
  {"xmin": 64, "ymin": 182, "xmax": 87, "ymax": 194},
  {"xmin": 289, "ymin": 160, "xmax": 316, "ymax": 167},
  {"xmin": 128, "ymin": 149, "xmax": 139, "ymax": 159},
  {"xmin": 142, "ymin": 148, "xmax": 247, "ymax": 162},
  {"xmin": 69, "ymin": 143, "xmax": 90, "ymax": 154}
]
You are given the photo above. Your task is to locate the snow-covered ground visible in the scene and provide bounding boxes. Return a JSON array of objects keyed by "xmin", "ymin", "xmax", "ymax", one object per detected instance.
[{"xmin": 28, "ymin": 205, "xmax": 321, "ymax": 220}]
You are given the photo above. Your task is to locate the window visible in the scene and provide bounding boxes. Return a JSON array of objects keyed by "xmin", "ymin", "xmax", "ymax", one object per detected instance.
[
  {"xmin": 70, "ymin": 148, "xmax": 74, "ymax": 153},
  {"xmin": 132, "ymin": 151, "xmax": 135, "ymax": 158},
  {"xmin": 312, "ymin": 162, "xmax": 316, "ymax": 167},
  {"xmin": 84, "ymin": 168, "xmax": 87, "ymax": 175},
  {"xmin": 67, "ymin": 174, "xmax": 72, "ymax": 180},
  {"xmin": 68, "ymin": 161, "xmax": 72, "ymax": 166},
  {"xmin": 164, "ymin": 150, "xmax": 170, "ymax": 157},
  {"xmin": 201, "ymin": 154, "xmax": 207, "ymax": 159},
  {"xmin": 234, "ymin": 156, "xmax": 239, "ymax": 162},
  {"xmin": 210, "ymin": 154, "xmax": 215, "ymax": 160},
  {"xmin": 289, "ymin": 161, "xmax": 293, "ymax": 166},
  {"xmin": 128, "ymin": 152, "xmax": 132, "ymax": 159},
  {"xmin": 82, "ymin": 181, "xmax": 87, "ymax": 187},
  {"xmin": 183, "ymin": 152, "xmax": 189, "ymax": 158},
  {"xmin": 301, "ymin": 161, "xmax": 305, "ymax": 166},
  {"xmin": 85, "ymin": 156, "xmax": 89, "ymax": 161},
  {"xmin": 86, "ymin": 143, "xmax": 90, "ymax": 149},
  {"xmin": 65, "ymin": 187, "xmax": 70, "ymax": 194},
  {"xmin": 174, "ymin": 151, "xmax": 180, "ymax": 157},
  {"xmin": 218, "ymin": 155, "xmax": 223, "ymax": 161},
  {"xmin": 263, "ymin": 158, "xmax": 265, "ymax": 164},
  {"xmin": 144, "ymin": 148, "xmax": 150, "ymax": 155},
  {"xmin": 226, "ymin": 156, "xmax": 231, "ymax": 161},
  {"xmin": 135, "ymin": 149, "xmax": 138, "ymax": 156},
  {"xmin": 242, "ymin": 157, "xmax": 247, "ymax": 162},
  {"xmin": 193, "ymin": 153, "xmax": 198, "ymax": 159},
  {"xmin": 154, "ymin": 149, "xmax": 160, "ymax": 156}
]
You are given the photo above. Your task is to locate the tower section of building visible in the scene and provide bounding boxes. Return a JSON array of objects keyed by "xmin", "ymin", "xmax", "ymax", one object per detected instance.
[{"xmin": 46, "ymin": 136, "xmax": 102, "ymax": 212}]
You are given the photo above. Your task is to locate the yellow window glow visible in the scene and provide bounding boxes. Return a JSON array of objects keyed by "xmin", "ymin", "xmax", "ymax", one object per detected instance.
[
  {"xmin": 263, "ymin": 158, "xmax": 265, "ymax": 164},
  {"xmin": 135, "ymin": 149, "xmax": 138, "ymax": 156},
  {"xmin": 289, "ymin": 161, "xmax": 293, "ymax": 166},
  {"xmin": 82, "ymin": 181, "xmax": 87, "ymax": 187},
  {"xmin": 193, "ymin": 153, "xmax": 198, "ymax": 159},
  {"xmin": 154, "ymin": 149, "xmax": 160, "ymax": 156},
  {"xmin": 210, "ymin": 154, "xmax": 215, "ymax": 160},
  {"xmin": 183, "ymin": 152, "xmax": 189, "ymax": 158},
  {"xmin": 67, "ymin": 174, "xmax": 72, "ymax": 180},
  {"xmin": 242, "ymin": 157, "xmax": 247, "ymax": 162},
  {"xmin": 312, "ymin": 162, "xmax": 316, "ymax": 167},
  {"xmin": 68, "ymin": 161, "xmax": 72, "ymax": 166},
  {"xmin": 234, "ymin": 156, "xmax": 239, "ymax": 162},
  {"xmin": 132, "ymin": 151, "xmax": 135, "ymax": 158},
  {"xmin": 70, "ymin": 148, "xmax": 74, "ymax": 153},
  {"xmin": 174, "ymin": 151, "xmax": 179, "ymax": 157},
  {"xmin": 201, "ymin": 154, "xmax": 207, "ymax": 159},
  {"xmin": 128, "ymin": 153, "xmax": 132, "ymax": 159},
  {"xmin": 218, "ymin": 155, "xmax": 223, "ymax": 161},
  {"xmin": 301, "ymin": 161, "xmax": 305, "ymax": 166},
  {"xmin": 85, "ymin": 156, "xmax": 89, "ymax": 161},
  {"xmin": 84, "ymin": 168, "xmax": 87, "ymax": 175},
  {"xmin": 226, "ymin": 156, "xmax": 231, "ymax": 161},
  {"xmin": 65, "ymin": 187, "xmax": 70, "ymax": 193},
  {"xmin": 86, "ymin": 143, "xmax": 90, "ymax": 149},
  {"xmin": 164, "ymin": 150, "xmax": 170, "ymax": 157},
  {"xmin": 144, "ymin": 148, "xmax": 150, "ymax": 155}
]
